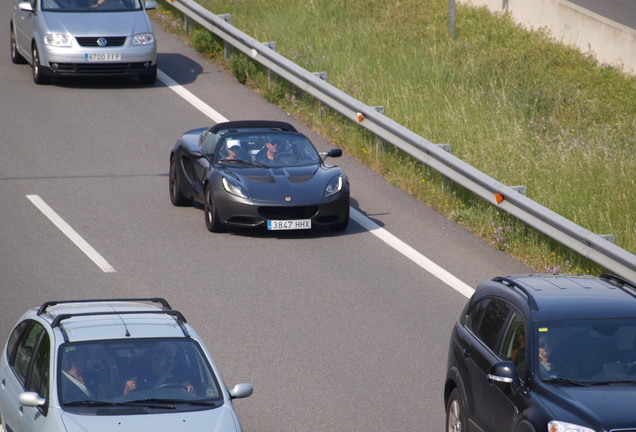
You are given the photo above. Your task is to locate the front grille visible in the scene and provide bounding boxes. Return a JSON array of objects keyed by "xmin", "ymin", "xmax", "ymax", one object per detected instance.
[
  {"xmin": 76, "ymin": 36, "xmax": 127, "ymax": 47},
  {"xmin": 50, "ymin": 62, "xmax": 150, "ymax": 75},
  {"xmin": 258, "ymin": 206, "xmax": 318, "ymax": 220}
]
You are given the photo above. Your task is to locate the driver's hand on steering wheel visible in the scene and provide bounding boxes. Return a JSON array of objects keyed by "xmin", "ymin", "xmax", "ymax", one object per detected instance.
[{"xmin": 123, "ymin": 377, "xmax": 137, "ymax": 395}]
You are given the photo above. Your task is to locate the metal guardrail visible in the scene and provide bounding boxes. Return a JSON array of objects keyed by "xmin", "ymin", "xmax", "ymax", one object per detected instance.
[{"xmin": 164, "ymin": 0, "xmax": 636, "ymax": 282}]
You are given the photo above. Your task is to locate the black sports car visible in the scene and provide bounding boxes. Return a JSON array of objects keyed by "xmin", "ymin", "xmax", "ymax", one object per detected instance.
[{"xmin": 169, "ymin": 120, "xmax": 350, "ymax": 232}]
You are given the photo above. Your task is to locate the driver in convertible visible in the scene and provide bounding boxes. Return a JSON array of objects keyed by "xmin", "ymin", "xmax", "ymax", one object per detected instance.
[
  {"xmin": 123, "ymin": 344, "xmax": 195, "ymax": 394},
  {"xmin": 255, "ymin": 138, "xmax": 285, "ymax": 163}
]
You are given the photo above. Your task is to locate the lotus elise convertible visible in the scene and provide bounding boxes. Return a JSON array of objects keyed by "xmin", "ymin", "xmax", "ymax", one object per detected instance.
[{"xmin": 169, "ymin": 120, "xmax": 350, "ymax": 232}]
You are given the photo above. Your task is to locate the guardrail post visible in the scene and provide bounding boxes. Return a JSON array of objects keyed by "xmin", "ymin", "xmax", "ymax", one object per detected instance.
[
  {"xmin": 372, "ymin": 106, "xmax": 386, "ymax": 161},
  {"xmin": 263, "ymin": 42, "xmax": 277, "ymax": 82},
  {"xmin": 218, "ymin": 14, "xmax": 233, "ymax": 59},
  {"xmin": 183, "ymin": 15, "xmax": 190, "ymax": 36},
  {"xmin": 436, "ymin": 144, "xmax": 453, "ymax": 191}
]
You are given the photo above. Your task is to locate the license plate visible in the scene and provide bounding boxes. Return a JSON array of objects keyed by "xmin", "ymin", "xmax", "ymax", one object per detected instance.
[
  {"xmin": 267, "ymin": 219, "xmax": 311, "ymax": 230},
  {"xmin": 85, "ymin": 53, "xmax": 121, "ymax": 62}
]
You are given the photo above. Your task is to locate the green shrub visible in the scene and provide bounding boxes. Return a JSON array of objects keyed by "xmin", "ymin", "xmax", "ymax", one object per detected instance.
[
  {"xmin": 190, "ymin": 28, "xmax": 222, "ymax": 58},
  {"xmin": 230, "ymin": 52, "xmax": 257, "ymax": 84}
]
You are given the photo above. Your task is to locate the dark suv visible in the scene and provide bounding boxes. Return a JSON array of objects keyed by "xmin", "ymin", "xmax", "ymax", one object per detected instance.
[{"xmin": 444, "ymin": 273, "xmax": 636, "ymax": 432}]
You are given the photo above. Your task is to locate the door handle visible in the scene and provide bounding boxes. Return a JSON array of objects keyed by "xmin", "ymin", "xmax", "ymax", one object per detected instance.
[{"xmin": 463, "ymin": 349, "xmax": 471, "ymax": 358}]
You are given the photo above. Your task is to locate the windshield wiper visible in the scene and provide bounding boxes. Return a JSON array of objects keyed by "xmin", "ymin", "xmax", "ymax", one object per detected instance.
[
  {"xmin": 184, "ymin": 400, "xmax": 217, "ymax": 407},
  {"xmin": 65, "ymin": 400, "xmax": 176, "ymax": 409},
  {"xmin": 218, "ymin": 159, "xmax": 271, "ymax": 168},
  {"xmin": 64, "ymin": 400, "xmax": 115, "ymax": 407},
  {"xmin": 589, "ymin": 380, "xmax": 636, "ymax": 386},
  {"xmin": 218, "ymin": 159, "xmax": 251, "ymax": 164},
  {"xmin": 543, "ymin": 377, "xmax": 590, "ymax": 386},
  {"xmin": 128, "ymin": 398, "xmax": 217, "ymax": 407}
]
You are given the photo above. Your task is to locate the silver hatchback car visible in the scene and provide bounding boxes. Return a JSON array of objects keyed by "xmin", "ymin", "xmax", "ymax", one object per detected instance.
[
  {"xmin": 10, "ymin": 0, "xmax": 158, "ymax": 84},
  {"xmin": 0, "ymin": 298, "xmax": 253, "ymax": 432}
]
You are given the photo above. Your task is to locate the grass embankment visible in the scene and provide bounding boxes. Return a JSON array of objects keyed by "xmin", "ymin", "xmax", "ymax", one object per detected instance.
[{"xmin": 152, "ymin": 0, "xmax": 636, "ymax": 274}]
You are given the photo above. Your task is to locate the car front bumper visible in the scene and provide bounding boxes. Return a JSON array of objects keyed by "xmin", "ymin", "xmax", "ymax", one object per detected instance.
[
  {"xmin": 39, "ymin": 44, "xmax": 156, "ymax": 77},
  {"xmin": 215, "ymin": 189, "xmax": 350, "ymax": 229}
]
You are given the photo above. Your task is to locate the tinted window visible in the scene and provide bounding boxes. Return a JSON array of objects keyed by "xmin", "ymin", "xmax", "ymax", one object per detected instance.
[
  {"xmin": 27, "ymin": 334, "xmax": 50, "ymax": 398},
  {"xmin": 475, "ymin": 298, "xmax": 511, "ymax": 352},
  {"xmin": 465, "ymin": 298, "xmax": 490, "ymax": 334},
  {"xmin": 6, "ymin": 320, "xmax": 30, "ymax": 363},
  {"xmin": 41, "ymin": 0, "xmax": 143, "ymax": 12},
  {"xmin": 13, "ymin": 321, "xmax": 46, "ymax": 385},
  {"xmin": 58, "ymin": 338, "xmax": 223, "ymax": 411},
  {"xmin": 535, "ymin": 318, "xmax": 636, "ymax": 383},
  {"xmin": 499, "ymin": 311, "xmax": 527, "ymax": 378}
]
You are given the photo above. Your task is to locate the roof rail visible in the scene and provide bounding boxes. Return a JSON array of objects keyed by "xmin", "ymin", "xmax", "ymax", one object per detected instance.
[
  {"xmin": 50, "ymin": 310, "xmax": 187, "ymax": 328},
  {"xmin": 492, "ymin": 276, "xmax": 539, "ymax": 311},
  {"xmin": 37, "ymin": 298, "xmax": 172, "ymax": 316},
  {"xmin": 600, "ymin": 273, "xmax": 636, "ymax": 291}
]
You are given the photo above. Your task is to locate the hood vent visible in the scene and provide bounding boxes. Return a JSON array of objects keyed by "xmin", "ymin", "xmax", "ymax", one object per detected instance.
[
  {"xmin": 246, "ymin": 176, "xmax": 274, "ymax": 183},
  {"xmin": 288, "ymin": 175, "xmax": 313, "ymax": 183}
]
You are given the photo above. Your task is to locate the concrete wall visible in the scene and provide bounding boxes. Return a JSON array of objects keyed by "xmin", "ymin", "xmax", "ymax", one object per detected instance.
[{"xmin": 458, "ymin": 0, "xmax": 636, "ymax": 75}]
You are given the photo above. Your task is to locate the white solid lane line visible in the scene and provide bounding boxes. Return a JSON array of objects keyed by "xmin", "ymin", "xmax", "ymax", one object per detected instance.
[
  {"xmin": 26, "ymin": 195, "xmax": 116, "ymax": 273},
  {"xmin": 350, "ymin": 209, "xmax": 474, "ymax": 298},
  {"xmin": 157, "ymin": 70, "xmax": 474, "ymax": 298},
  {"xmin": 158, "ymin": 70, "xmax": 229, "ymax": 123}
]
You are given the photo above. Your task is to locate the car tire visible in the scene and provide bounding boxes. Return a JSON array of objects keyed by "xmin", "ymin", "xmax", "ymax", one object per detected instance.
[
  {"xmin": 139, "ymin": 66, "xmax": 157, "ymax": 85},
  {"xmin": 330, "ymin": 207, "xmax": 349, "ymax": 231},
  {"xmin": 169, "ymin": 155, "xmax": 192, "ymax": 206},
  {"xmin": 204, "ymin": 184, "xmax": 224, "ymax": 233},
  {"xmin": 10, "ymin": 23, "xmax": 26, "ymax": 64},
  {"xmin": 446, "ymin": 388, "xmax": 466, "ymax": 432},
  {"xmin": 31, "ymin": 44, "xmax": 51, "ymax": 84}
]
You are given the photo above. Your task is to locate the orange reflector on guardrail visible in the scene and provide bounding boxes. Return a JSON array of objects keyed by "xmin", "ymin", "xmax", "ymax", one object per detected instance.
[{"xmin": 495, "ymin": 193, "xmax": 504, "ymax": 204}]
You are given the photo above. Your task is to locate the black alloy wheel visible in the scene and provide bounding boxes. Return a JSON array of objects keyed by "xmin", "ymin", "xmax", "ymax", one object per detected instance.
[{"xmin": 204, "ymin": 184, "xmax": 223, "ymax": 233}]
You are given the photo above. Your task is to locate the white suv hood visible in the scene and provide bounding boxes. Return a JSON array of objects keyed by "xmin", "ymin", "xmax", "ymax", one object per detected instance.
[
  {"xmin": 42, "ymin": 11, "xmax": 152, "ymax": 37},
  {"xmin": 61, "ymin": 404, "xmax": 240, "ymax": 432}
]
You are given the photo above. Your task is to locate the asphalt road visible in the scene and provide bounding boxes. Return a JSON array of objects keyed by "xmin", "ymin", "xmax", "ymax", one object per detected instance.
[
  {"xmin": 568, "ymin": 0, "xmax": 636, "ymax": 28},
  {"xmin": 0, "ymin": 4, "xmax": 533, "ymax": 432}
]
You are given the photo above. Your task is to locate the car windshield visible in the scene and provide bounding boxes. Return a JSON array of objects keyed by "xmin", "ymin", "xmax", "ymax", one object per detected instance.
[
  {"xmin": 58, "ymin": 338, "xmax": 223, "ymax": 411},
  {"xmin": 41, "ymin": 0, "xmax": 143, "ymax": 12},
  {"xmin": 216, "ymin": 133, "xmax": 321, "ymax": 167},
  {"xmin": 535, "ymin": 318, "xmax": 636, "ymax": 385}
]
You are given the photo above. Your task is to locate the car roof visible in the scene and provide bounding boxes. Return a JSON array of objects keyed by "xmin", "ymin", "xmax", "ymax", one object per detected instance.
[
  {"xmin": 479, "ymin": 274, "xmax": 636, "ymax": 321},
  {"xmin": 34, "ymin": 298, "xmax": 190, "ymax": 342}
]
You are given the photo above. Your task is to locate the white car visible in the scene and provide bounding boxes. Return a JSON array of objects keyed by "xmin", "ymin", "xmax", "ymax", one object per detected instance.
[
  {"xmin": 10, "ymin": 0, "xmax": 158, "ymax": 84},
  {"xmin": 0, "ymin": 298, "xmax": 253, "ymax": 432}
]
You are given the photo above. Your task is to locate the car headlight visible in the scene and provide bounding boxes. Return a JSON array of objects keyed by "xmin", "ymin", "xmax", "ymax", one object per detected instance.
[
  {"xmin": 44, "ymin": 33, "xmax": 71, "ymax": 47},
  {"xmin": 548, "ymin": 421, "xmax": 594, "ymax": 432},
  {"xmin": 222, "ymin": 177, "xmax": 248, "ymax": 199},
  {"xmin": 324, "ymin": 175, "xmax": 343, "ymax": 197},
  {"xmin": 131, "ymin": 33, "xmax": 155, "ymax": 46}
]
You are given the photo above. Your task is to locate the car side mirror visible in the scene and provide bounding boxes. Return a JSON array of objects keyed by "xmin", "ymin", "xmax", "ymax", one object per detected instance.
[
  {"xmin": 487, "ymin": 361, "xmax": 520, "ymax": 392},
  {"xmin": 327, "ymin": 148, "xmax": 342, "ymax": 158},
  {"xmin": 18, "ymin": 1, "xmax": 34, "ymax": 12},
  {"xmin": 228, "ymin": 383, "xmax": 253, "ymax": 399},
  {"xmin": 320, "ymin": 148, "xmax": 342, "ymax": 161},
  {"xmin": 18, "ymin": 392, "xmax": 46, "ymax": 407},
  {"xmin": 185, "ymin": 149, "xmax": 208, "ymax": 160},
  {"xmin": 144, "ymin": 0, "xmax": 157, "ymax": 10}
]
